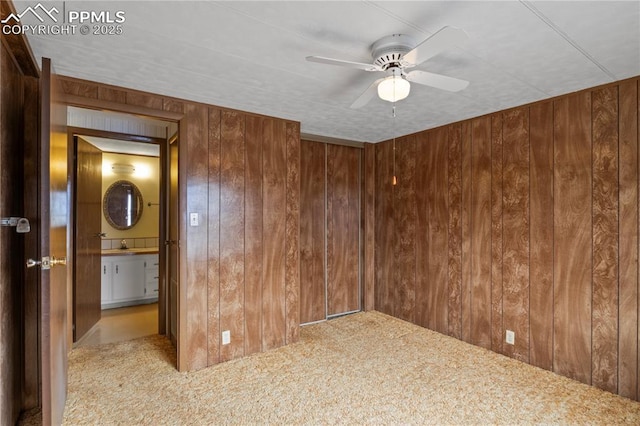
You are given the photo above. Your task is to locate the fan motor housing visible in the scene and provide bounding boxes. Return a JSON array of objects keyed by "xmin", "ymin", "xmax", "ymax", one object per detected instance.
[{"xmin": 371, "ymin": 34, "xmax": 417, "ymax": 69}]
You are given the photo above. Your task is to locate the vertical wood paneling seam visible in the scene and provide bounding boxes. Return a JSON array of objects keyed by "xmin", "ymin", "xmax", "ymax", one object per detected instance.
[
  {"xmin": 243, "ymin": 121, "xmax": 247, "ymax": 354},
  {"xmin": 218, "ymin": 122, "xmax": 222, "ymax": 357},
  {"xmin": 206, "ymin": 109, "xmax": 212, "ymax": 364},
  {"xmin": 456, "ymin": 127, "xmax": 462, "ymax": 336},
  {"xmin": 449, "ymin": 133, "xmax": 452, "ymax": 333},
  {"xmin": 500, "ymin": 114, "xmax": 505, "ymax": 352},
  {"xmin": 552, "ymin": 101, "xmax": 556, "ymax": 372},
  {"xmin": 245, "ymin": 118, "xmax": 249, "ymax": 353},
  {"xmin": 492, "ymin": 116, "xmax": 495, "ymax": 349},
  {"xmin": 636, "ymin": 79, "xmax": 639, "ymax": 400},
  {"xmin": 459, "ymin": 129, "xmax": 463, "ymax": 336},
  {"xmin": 527, "ymin": 107, "xmax": 532, "ymax": 363},
  {"xmin": 500, "ymin": 114, "xmax": 504, "ymax": 352},
  {"xmin": 552, "ymin": 99, "xmax": 557, "ymax": 374},
  {"xmin": 591, "ymin": 92, "xmax": 595, "ymax": 386},
  {"xmin": 637, "ymin": 78, "xmax": 640, "ymax": 400},
  {"xmin": 259, "ymin": 125, "xmax": 264, "ymax": 351},
  {"xmin": 590, "ymin": 91, "xmax": 596, "ymax": 385},
  {"xmin": 616, "ymin": 83, "xmax": 622, "ymax": 394},
  {"xmin": 359, "ymin": 149, "xmax": 363, "ymax": 311},
  {"xmin": 446, "ymin": 132, "xmax": 450, "ymax": 333},
  {"xmin": 205, "ymin": 107, "xmax": 211, "ymax": 366},
  {"xmin": 218, "ymin": 111, "xmax": 222, "ymax": 361},
  {"xmin": 636, "ymin": 79, "xmax": 640, "ymax": 400},
  {"xmin": 461, "ymin": 127, "xmax": 464, "ymax": 337},
  {"xmin": 452, "ymin": 130, "xmax": 456, "ymax": 335},
  {"xmin": 324, "ymin": 143, "xmax": 328, "ymax": 319},
  {"xmin": 392, "ymin": 145, "xmax": 395, "ymax": 318},
  {"xmin": 448, "ymin": 132, "xmax": 452, "ymax": 334},
  {"xmin": 467, "ymin": 127, "xmax": 474, "ymax": 342},
  {"xmin": 616, "ymin": 87, "xmax": 620, "ymax": 394},
  {"xmin": 217, "ymin": 109, "xmax": 221, "ymax": 363}
]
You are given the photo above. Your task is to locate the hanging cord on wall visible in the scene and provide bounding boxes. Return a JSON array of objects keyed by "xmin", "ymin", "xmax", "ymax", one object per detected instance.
[{"xmin": 392, "ymin": 103, "xmax": 397, "ymax": 186}]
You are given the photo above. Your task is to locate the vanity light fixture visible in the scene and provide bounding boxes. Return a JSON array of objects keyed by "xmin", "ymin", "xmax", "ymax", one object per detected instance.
[{"xmin": 111, "ymin": 163, "xmax": 135, "ymax": 175}]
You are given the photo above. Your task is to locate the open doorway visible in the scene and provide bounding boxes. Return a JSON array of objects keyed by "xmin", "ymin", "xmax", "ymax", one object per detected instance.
[
  {"xmin": 67, "ymin": 107, "xmax": 178, "ymax": 350},
  {"xmin": 73, "ymin": 133, "xmax": 161, "ymax": 346}
]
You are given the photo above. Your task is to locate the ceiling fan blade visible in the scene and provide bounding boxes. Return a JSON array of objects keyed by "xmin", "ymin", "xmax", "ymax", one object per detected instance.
[
  {"xmin": 306, "ymin": 56, "xmax": 382, "ymax": 72},
  {"xmin": 402, "ymin": 26, "xmax": 468, "ymax": 66},
  {"xmin": 405, "ymin": 70, "xmax": 469, "ymax": 92},
  {"xmin": 350, "ymin": 78, "xmax": 384, "ymax": 109}
]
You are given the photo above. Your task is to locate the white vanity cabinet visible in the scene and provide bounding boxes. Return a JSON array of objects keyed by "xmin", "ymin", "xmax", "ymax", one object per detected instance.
[
  {"xmin": 101, "ymin": 259, "xmax": 113, "ymax": 302},
  {"xmin": 101, "ymin": 252, "xmax": 159, "ymax": 309},
  {"xmin": 143, "ymin": 257, "xmax": 159, "ymax": 298}
]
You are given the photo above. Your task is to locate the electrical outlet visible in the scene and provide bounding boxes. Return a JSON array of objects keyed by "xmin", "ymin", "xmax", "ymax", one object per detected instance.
[
  {"xmin": 506, "ymin": 330, "xmax": 515, "ymax": 345},
  {"xmin": 222, "ymin": 330, "xmax": 231, "ymax": 345}
]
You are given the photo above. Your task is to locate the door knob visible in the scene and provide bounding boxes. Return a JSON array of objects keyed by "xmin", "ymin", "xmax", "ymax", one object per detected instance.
[
  {"xmin": 95, "ymin": 232, "xmax": 107, "ymax": 238},
  {"xmin": 50, "ymin": 256, "xmax": 67, "ymax": 267}
]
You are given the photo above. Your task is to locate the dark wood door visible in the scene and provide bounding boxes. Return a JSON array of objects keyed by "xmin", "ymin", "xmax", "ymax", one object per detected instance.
[
  {"xmin": 168, "ymin": 136, "xmax": 179, "ymax": 345},
  {"xmin": 300, "ymin": 141, "xmax": 326, "ymax": 324},
  {"xmin": 73, "ymin": 137, "xmax": 102, "ymax": 341},
  {"xmin": 39, "ymin": 57, "xmax": 69, "ymax": 426},
  {"xmin": 299, "ymin": 141, "xmax": 362, "ymax": 322},
  {"xmin": 326, "ymin": 144, "xmax": 361, "ymax": 316}
]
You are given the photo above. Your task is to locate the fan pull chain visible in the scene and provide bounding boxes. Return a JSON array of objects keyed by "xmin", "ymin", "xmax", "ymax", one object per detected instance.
[{"xmin": 392, "ymin": 104, "xmax": 397, "ymax": 186}]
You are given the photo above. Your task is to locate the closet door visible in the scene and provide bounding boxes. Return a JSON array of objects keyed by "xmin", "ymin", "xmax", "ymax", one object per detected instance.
[
  {"xmin": 300, "ymin": 141, "xmax": 361, "ymax": 324},
  {"xmin": 300, "ymin": 141, "xmax": 326, "ymax": 324},
  {"xmin": 326, "ymin": 144, "xmax": 360, "ymax": 316}
]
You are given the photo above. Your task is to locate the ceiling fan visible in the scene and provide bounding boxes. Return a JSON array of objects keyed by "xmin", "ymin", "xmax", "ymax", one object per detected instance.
[{"xmin": 306, "ymin": 26, "xmax": 470, "ymax": 108}]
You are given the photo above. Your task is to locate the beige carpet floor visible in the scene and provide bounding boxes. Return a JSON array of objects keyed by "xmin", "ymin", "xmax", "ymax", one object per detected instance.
[{"xmin": 63, "ymin": 311, "xmax": 640, "ymax": 425}]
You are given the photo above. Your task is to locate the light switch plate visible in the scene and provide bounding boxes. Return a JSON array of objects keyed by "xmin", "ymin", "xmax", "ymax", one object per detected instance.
[
  {"xmin": 189, "ymin": 212, "xmax": 199, "ymax": 227},
  {"xmin": 222, "ymin": 330, "xmax": 230, "ymax": 345}
]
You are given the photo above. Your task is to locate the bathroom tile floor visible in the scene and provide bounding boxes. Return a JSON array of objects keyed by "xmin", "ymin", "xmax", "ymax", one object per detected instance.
[{"xmin": 75, "ymin": 303, "xmax": 158, "ymax": 348}]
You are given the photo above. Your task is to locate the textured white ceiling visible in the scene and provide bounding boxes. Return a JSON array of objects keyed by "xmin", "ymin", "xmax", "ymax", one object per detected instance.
[
  {"xmin": 79, "ymin": 135, "xmax": 160, "ymax": 157},
  {"xmin": 14, "ymin": 1, "xmax": 640, "ymax": 143}
]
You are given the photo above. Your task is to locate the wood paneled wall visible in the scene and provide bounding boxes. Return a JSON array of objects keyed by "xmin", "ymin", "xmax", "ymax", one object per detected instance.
[
  {"xmin": 300, "ymin": 140, "xmax": 362, "ymax": 323},
  {"xmin": 371, "ymin": 77, "xmax": 640, "ymax": 400},
  {"xmin": 58, "ymin": 76, "xmax": 300, "ymax": 371}
]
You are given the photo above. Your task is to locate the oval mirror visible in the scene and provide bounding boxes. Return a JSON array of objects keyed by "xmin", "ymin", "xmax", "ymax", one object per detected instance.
[{"xmin": 103, "ymin": 180, "xmax": 144, "ymax": 230}]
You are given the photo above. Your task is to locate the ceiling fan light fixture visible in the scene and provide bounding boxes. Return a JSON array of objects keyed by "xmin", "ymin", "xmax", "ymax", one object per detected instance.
[{"xmin": 377, "ymin": 75, "xmax": 410, "ymax": 103}]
